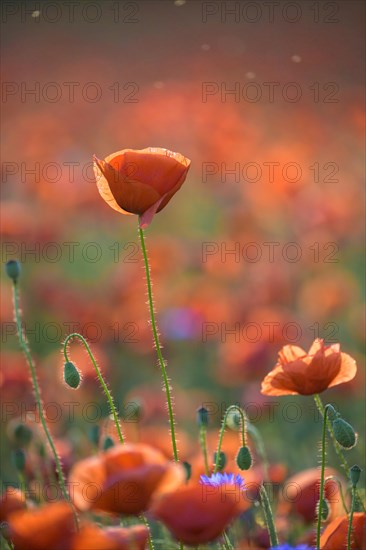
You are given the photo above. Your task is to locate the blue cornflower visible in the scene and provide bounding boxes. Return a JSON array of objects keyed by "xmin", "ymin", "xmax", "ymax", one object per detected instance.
[
  {"xmin": 270, "ymin": 544, "xmax": 315, "ymax": 550},
  {"xmin": 200, "ymin": 472, "xmax": 244, "ymax": 488}
]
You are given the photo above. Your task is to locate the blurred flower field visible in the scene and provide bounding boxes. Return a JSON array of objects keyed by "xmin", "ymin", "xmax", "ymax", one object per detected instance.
[{"xmin": 1, "ymin": 1, "xmax": 365, "ymax": 549}]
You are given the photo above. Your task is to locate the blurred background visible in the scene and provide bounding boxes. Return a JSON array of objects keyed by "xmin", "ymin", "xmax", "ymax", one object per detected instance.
[{"xmin": 1, "ymin": 0, "xmax": 365, "ymax": 490}]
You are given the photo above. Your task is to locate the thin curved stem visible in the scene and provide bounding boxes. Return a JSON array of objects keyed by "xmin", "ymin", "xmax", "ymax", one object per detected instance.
[
  {"xmin": 63, "ymin": 333, "xmax": 124, "ymax": 444},
  {"xmin": 314, "ymin": 394, "xmax": 365, "ymax": 512},
  {"xmin": 214, "ymin": 405, "xmax": 247, "ymax": 474},
  {"xmin": 11, "ymin": 281, "xmax": 79, "ymax": 529},
  {"xmin": 325, "ymin": 475, "xmax": 349, "ymax": 515},
  {"xmin": 138, "ymin": 224, "xmax": 178, "ymax": 462},
  {"xmin": 317, "ymin": 403, "xmax": 332, "ymax": 550},
  {"xmin": 246, "ymin": 422, "xmax": 270, "ymax": 482}
]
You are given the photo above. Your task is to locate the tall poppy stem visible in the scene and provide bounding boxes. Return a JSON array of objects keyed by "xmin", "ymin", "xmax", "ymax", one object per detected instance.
[
  {"xmin": 214, "ymin": 405, "xmax": 247, "ymax": 474},
  {"xmin": 316, "ymin": 403, "xmax": 332, "ymax": 550},
  {"xmin": 138, "ymin": 223, "xmax": 179, "ymax": 462},
  {"xmin": 63, "ymin": 333, "xmax": 124, "ymax": 444},
  {"xmin": 347, "ymin": 484, "xmax": 356, "ymax": 550},
  {"xmin": 314, "ymin": 394, "xmax": 365, "ymax": 512},
  {"xmin": 259, "ymin": 484, "xmax": 279, "ymax": 548},
  {"xmin": 11, "ymin": 280, "xmax": 79, "ymax": 529}
]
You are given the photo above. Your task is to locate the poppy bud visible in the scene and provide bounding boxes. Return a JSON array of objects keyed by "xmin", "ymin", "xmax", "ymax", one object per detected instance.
[
  {"xmin": 5, "ymin": 260, "xmax": 21, "ymax": 283},
  {"xmin": 183, "ymin": 461, "xmax": 192, "ymax": 482},
  {"xmin": 196, "ymin": 407, "xmax": 209, "ymax": 427},
  {"xmin": 350, "ymin": 465, "xmax": 361, "ymax": 487},
  {"xmin": 103, "ymin": 436, "xmax": 115, "ymax": 451},
  {"xmin": 332, "ymin": 418, "xmax": 357, "ymax": 449},
  {"xmin": 12, "ymin": 449, "xmax": 26, "ymax": 472},
  {"xmin": 88, "ymin": 425, "xmax": 100, "ymax": 446},
  {"xmin": 236, "ymin": 446, "xmax": 252, "ymax": 470},
  {"xmin": 325, "ymin": 404, "xmax": 339, "ymax": 421},
  {"xmin": 213, "ymin": 451, "xmax": 226, "ymax": 471},
  {"xmin": 13, "ymin": 423, "xmax": 33, "ymax": 447},
  {"xmin": 63, "ymin": 361, "xmax": 81, "ymax": 389},
  {"xmin": 128, "ymin": 399, "xmax": 143, "ymax": 422},
  {"xmin": 318, "ymin": 498, "xmax": 330, "ymax": 521}
]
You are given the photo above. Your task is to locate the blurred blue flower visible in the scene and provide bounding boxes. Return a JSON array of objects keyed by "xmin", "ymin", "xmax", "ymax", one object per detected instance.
[
  {"xmin": 200, "ymin": 472, "xmax": 244, "ymax": 488},
  {"xmin": 271, "ymin": 545, "xmax": 314, "ymax": 550}
]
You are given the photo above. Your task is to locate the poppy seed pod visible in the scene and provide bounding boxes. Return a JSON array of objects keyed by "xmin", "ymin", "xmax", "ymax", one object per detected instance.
[
  {"xmin": 196, "ymin": 406, "xmax": 209, "ymax": 427},
  {"xmin": 350, "ymin": 465, "xmax": 361, "ymax": 487},
  {"xmin": 318, "ymin": 498, "xmax": 330, "ymax": 521},
  {"xmin": 332, "ymin": 418, "xmax": 357, "ymax": 449},
  {"xmin": 236, "ymin": 446, "xmax": 252, "ymax": 470},
  {"xmin": 63, "ymin": 361, "xmax": 81, "ymax": 389},
  {"xmin": 102, "ymin": 436, "xmax": 115, "ymax": 451},
  {"xmin": 183, "ymin": 461, "xmax": 192, "ymax": 482},
  {"xmin": 5, "ymin": 260, "xmax": 21, "ymax": 283}
]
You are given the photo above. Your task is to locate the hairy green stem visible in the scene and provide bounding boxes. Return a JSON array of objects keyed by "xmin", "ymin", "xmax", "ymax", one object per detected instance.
[
  {"xmin": 214, "ymin": 405, "xmax": 247, "ymax": 474},
  {"xmin": 317, "ymin": 403, "xmax": 332, "ymax": 550},
  {"xmin": 259, "ymin": 484, "xmax": 279, "ymax": 548},
  {"xmin": 138, "ymin": 224, "xmax": 179, "ymax": 462},
  {"xmin": 11, "ymin": 281, "xmax": 79, "ymax": 529},
  {"xmin": 199, "ymin": 425, "xmax": 209, "ymax": 475},
  {"xmin": 347, "ymin": 485, "xmax": 356, "ymax": 550},
  {"xmin": 63, "ymin": 333, "xmax": 124, "ymax": 444},
  {"xmin": 314, "ymin": 394, "xmax": 365, "ymax": 512},
  {"xmin": 139, "ymin": 515, "xmax": 154, "ymax": 550}
]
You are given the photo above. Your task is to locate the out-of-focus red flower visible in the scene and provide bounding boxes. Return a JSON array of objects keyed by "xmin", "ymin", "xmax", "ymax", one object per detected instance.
[
  {"xmin": 278, "ymin": 467, "xmax": 348, "ymax": 523},
  {"xmin": 320, "ymin": 512, "xmax": 366, "ymax": 549},
  {"xmin": 72, "ymin": 525, "xmax": 149, "ymax": 550},
  {"xmin": 261, "ymin": 339, "xmax": 357, "ymax": 396},
  {"xmin": 7, "ymin": 502, "xmax": 76, "ymax": 550},
  {"xmin": 93, "ymin": 147, "xmax": 190, "ymax": 228},
  {"xmin": 69, "ymin": 443, "xmax": 184, "ymax": 515},
  {"xmin": 6, "ymin": 501, "xmax": 149, "ymax": 550},
  {"xmin": 0, "ymin": 488, "xmax": 27, "ymax": 522},
  {"xmin": 151, "ymin": 478, "xmax": 243, "ymax": 545}
]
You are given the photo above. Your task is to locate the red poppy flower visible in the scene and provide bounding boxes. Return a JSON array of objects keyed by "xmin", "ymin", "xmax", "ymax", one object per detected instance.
[
  {"xmin": 6, "ymin": 502, "xmax": 76, "ymax": 550},
  {"xmin": 320, "ymin": 512, "xmax": 366, "ymax": 549},
  {"xmin": 277, "ymin": 467, "xmax": 348, "ymax": 523},
  {"xmin": 151, "ymin": 475, "xmax": 243, "ymax": 545},
  {"xmin": 73, "ymin": 525, "xmax": 149, "ymax": 550},
  {"xmin": 0, "ymin": 488, "xmax": 27, "ymax": 523},
  {"xmin": 93, "ymin": 147, "xmax": 190, "ymax": 228},
  {"xmin": 261, "ymin": 339, "xmax": 357, "ymax": 396},
  {"xmin": 69, "ymin": 443, "xmax": 185, "ymax": 515}
]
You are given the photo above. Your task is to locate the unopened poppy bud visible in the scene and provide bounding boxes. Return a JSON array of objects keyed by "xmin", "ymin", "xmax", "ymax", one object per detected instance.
[
  {"xmin": 196, "ymin": 407, "xmax": 209, "ymax": 427},
  {"xmin": 183, "ymin": 461, "xmax": 192, "ymax": 482},
  {"xmin": 64, "ymin": 361, "xmax": 81, "ymax": 389},
  {"xmin": 88, "ymin": 425, "xmax": 100, "ymax": 446},
  {"xmin": 213, "ymin": 451, "xmax": 226, "ymax": 471},
  {"xmin": 12, "ymin": 449, "xmax": 26, "ymax": 472},
  {"xmin": 5, "ymin": 260, "xmax": 21, "ymax": 283},
  {"xmin": 318, "ymin": 498, "xmax": 330, "ymax": 521},
  {"xmin": 332, "ymin": 417, "xmax": 357, "ymax": 449},
  {"xmin": 350, "ymin": 465, "xmax": 361, "ymax": 487},
  {"xmin": 13, "ymin": 423, "xmax": 33, "ymax": 447},
  {"xmin": 129, "ymin": 399, "xmax": 143, "ymax": 422},
  {"xmin": 103, "ymin": 436, "xmax": 115, "ymax": 451},
  {"xmin": 325, "ymin": 404, "xmax": 339, "ymax": 421},
  {"xmin": 236, "ymin": 446, "xmax": 252, "ymax": 470}
]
